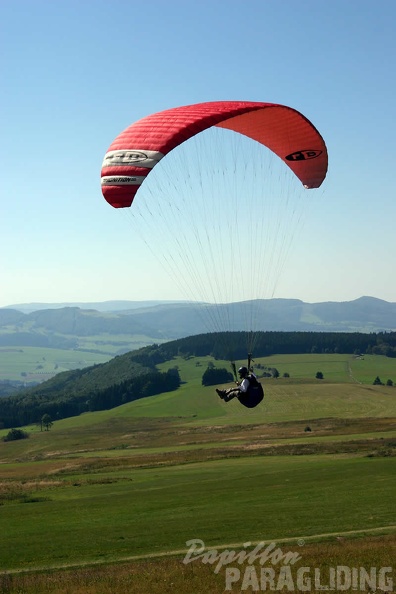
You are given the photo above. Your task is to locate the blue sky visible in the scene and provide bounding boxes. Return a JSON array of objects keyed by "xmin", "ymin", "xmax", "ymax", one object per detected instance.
[{"xmin": 1, "ymin": 0, "xmax": 395, "ymax": 307}]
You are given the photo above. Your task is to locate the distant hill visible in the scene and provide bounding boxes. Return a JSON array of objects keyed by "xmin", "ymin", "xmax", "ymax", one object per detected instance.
[
  {"xmin": 1, "ymin": 300, "xmax": 185, "ymax": 314},
  {"xmin": 0, "ymin": 297, "xmax": 395, "ymax": 355}
]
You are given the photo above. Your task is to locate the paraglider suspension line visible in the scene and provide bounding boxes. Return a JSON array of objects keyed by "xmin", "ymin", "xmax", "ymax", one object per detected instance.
[{"xmin": 231, "ymin": 361, "xmax": 237, "ymax": 382}]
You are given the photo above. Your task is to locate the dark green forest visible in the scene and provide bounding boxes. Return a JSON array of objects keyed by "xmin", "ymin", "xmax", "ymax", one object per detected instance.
[
  {"xmin": 0, "ymin": 330, "xmax": 395, "ymax": 429},
  {"xmin": 155, "ymin": 330, "xmax": 396, "ymax": 360}
]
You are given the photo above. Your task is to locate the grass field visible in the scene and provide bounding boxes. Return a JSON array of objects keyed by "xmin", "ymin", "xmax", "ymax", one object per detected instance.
[
  {"xmin": 1, "ymin": 454, "xmax": 396, "ymax": 571},
  {"xmin": 0, "ymin": 353, "xmax": 395, "ymax": 592},
  {"xmin": 1, "ymin": 534, "xmax": 395, "ymax": 594},
  {"xmin": 0, "ymin": 346, "xmax": 112, "ymax": 382}
]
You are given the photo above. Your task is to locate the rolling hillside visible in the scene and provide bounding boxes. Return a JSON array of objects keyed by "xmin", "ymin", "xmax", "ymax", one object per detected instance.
[
  {"xmin": 1, "ymin": 345, "xmax": 395, "ymax": 580},
  {"xmin": 0, "ymin": 331, "xmax": 395, "ymax": 429}
]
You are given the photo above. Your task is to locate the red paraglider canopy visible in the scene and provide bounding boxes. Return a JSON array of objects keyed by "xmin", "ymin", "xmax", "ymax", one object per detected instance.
[{"xmin": 101, "ymin": 101, "xmax": 328, "ymax": 208}]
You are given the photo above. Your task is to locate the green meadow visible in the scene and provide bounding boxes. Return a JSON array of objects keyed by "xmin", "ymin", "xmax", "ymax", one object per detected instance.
[
  {"xmin": 0, "ymin": 346, "xmax": 112, "ymax": 382},
  {"xmin": 0, "ymin": 335, "xmax": 170, "ymax": 384},
  {"xmin": 0, "ymin": 353, "xmax": 395, "ymax": 592}
]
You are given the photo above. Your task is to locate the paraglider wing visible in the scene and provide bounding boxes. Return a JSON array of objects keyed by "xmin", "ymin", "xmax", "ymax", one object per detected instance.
[{"xmin": 101, "ymin": 101, "xmax": 328, "ymax": 208}]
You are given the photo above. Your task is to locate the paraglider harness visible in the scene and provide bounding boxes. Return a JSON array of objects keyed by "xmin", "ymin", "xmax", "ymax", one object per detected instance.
[{"xmin": 231, "ymin": 356, "xmax": 264, "ymax": 409}]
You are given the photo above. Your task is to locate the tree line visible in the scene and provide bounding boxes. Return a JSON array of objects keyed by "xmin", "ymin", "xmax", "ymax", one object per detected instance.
[{"xmin": 155, "ymin": 330, "xmax": 396, "ymax": 361}]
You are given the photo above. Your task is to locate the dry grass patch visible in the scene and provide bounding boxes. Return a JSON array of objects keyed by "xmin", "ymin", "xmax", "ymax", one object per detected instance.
[{"xmin": 0, "ymin": 479, "xmax": 61, "ymax": 504}]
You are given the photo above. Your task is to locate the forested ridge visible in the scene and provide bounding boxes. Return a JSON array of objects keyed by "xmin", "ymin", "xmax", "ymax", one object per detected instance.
[
  {"xmin": 0, "ymin": 330, "xmax": 395, "ymax": 429},
  {"xmin": 156, "ymin": 330, "xmax": 396, "ymax": 360}
]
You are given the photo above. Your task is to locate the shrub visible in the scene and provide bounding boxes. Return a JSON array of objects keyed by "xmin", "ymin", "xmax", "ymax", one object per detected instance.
[
  {"xmin": 3, "ymin": 428, "xmax": 29, "ymax": 442},
  {"xmin": 202, "ymin": 367, "xmax": 233, "ymax": 386}
]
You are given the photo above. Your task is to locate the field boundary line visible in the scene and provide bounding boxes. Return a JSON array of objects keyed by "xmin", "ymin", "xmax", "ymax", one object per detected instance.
[{"xmin": 1, "ymin": 524, "xmax": 395, "ymax": 575}]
